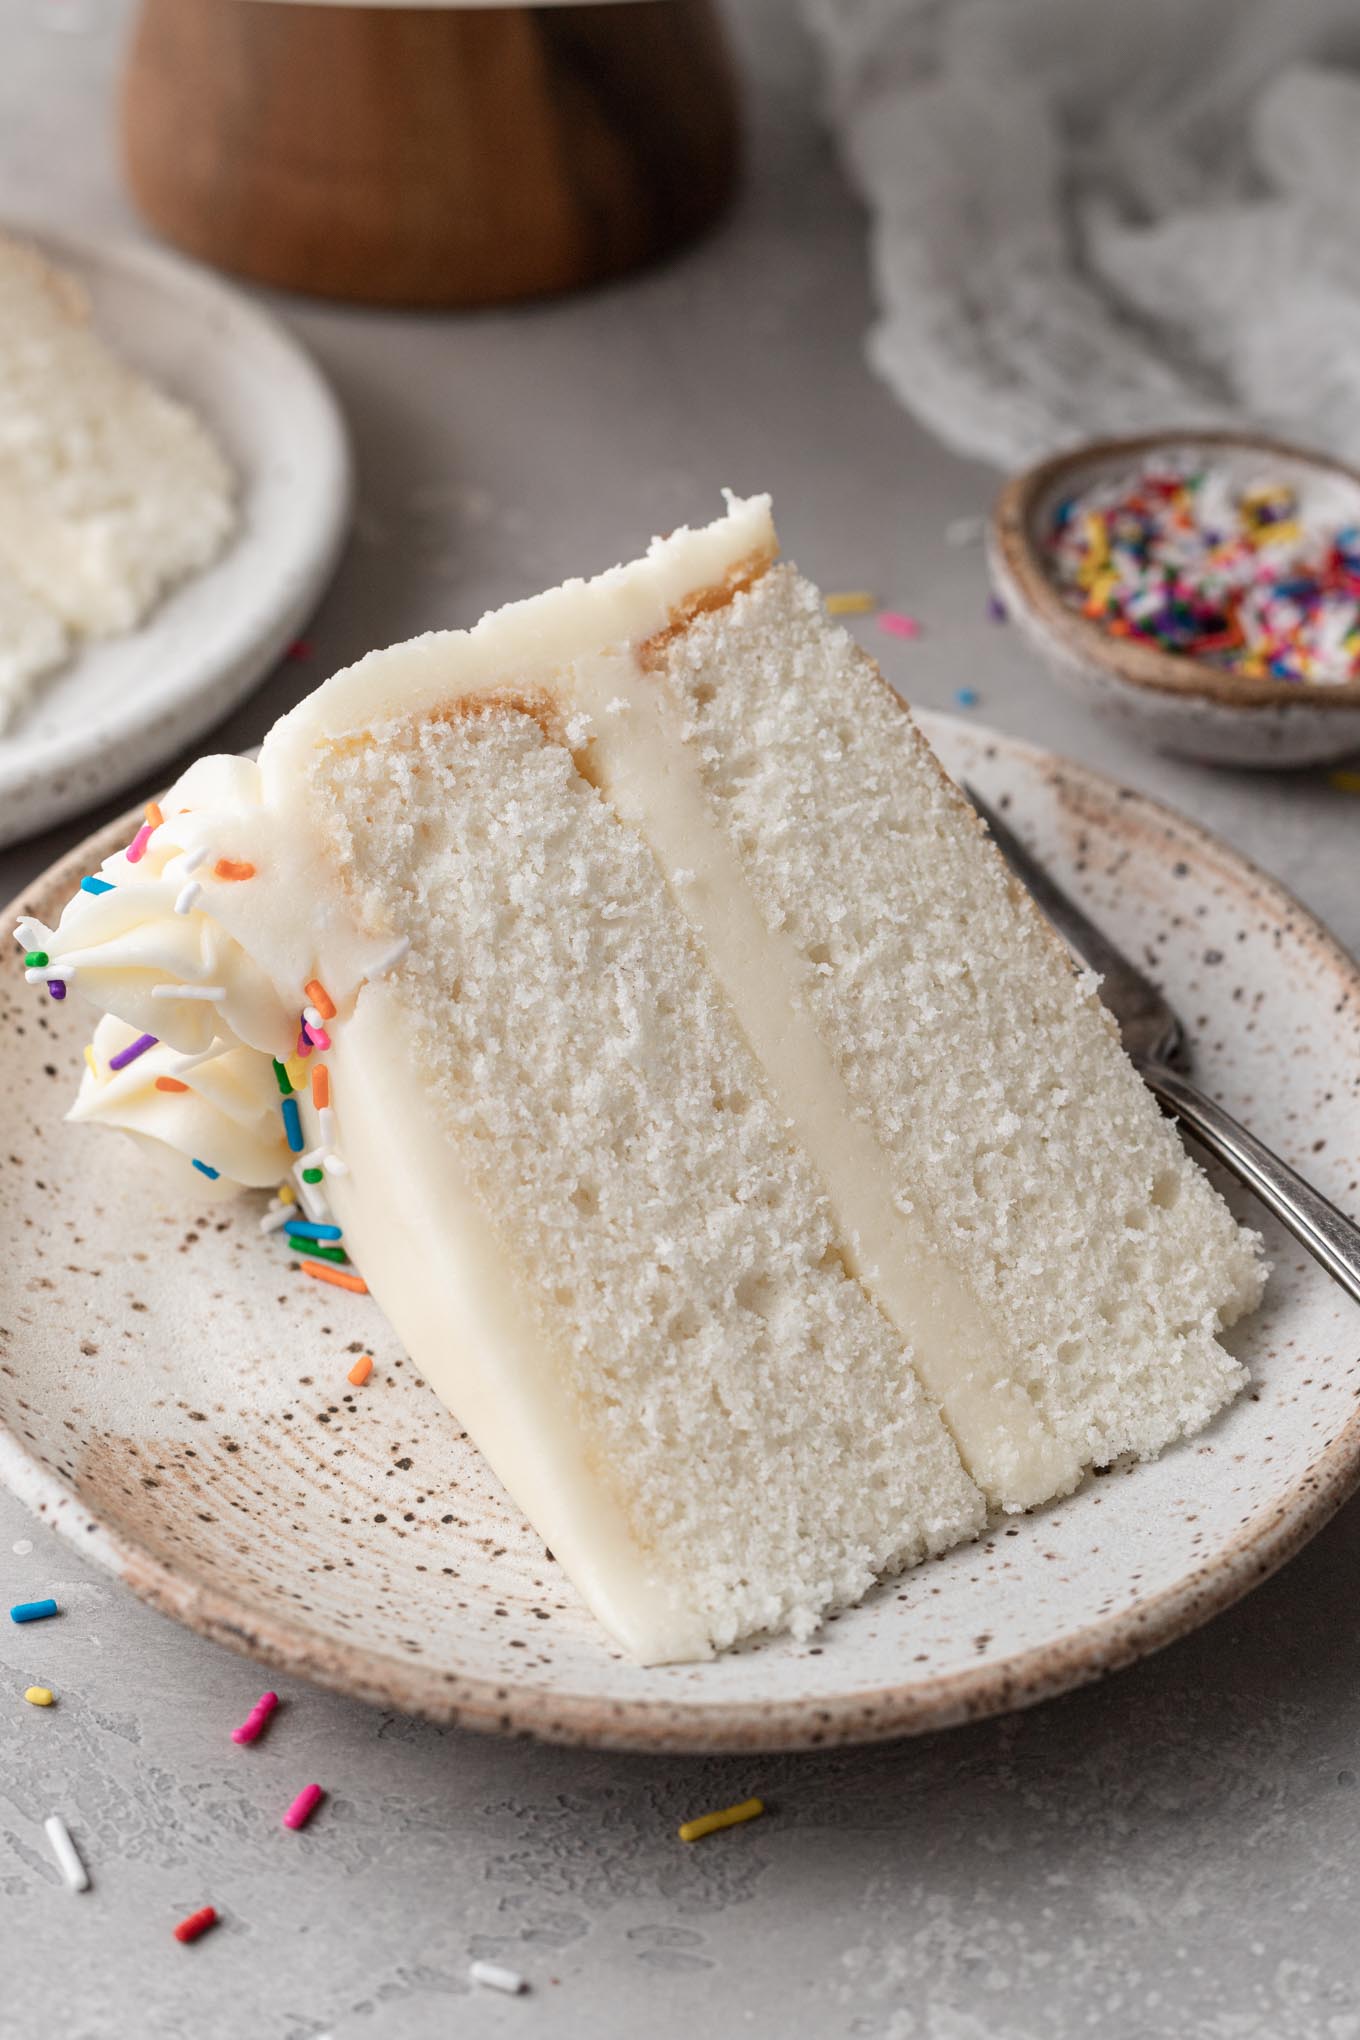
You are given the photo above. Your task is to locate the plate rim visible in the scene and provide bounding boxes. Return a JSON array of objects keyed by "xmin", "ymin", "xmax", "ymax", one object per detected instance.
[
  {"xmin": 0, "ymin": 219, "xmax": 353, "ymax": 846},
  {"xmin": 3, "ymin": 715, "xmax": 1358, "ymax": 1752}
]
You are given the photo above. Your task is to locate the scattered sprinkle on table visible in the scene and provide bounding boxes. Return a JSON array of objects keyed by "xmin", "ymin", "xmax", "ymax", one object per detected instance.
[
  {"xmin": 11, "ymin": 1598, "xmax": 59, "ymax": 1624},
  {"xmin": 954, "ymin": 687, "xmax": 979, "ymax": 708},
  {"xmin": 824, "ymin": 590, "xmax": 875, "ymax": 616},
  {"xmin": 44, "ymin": 1814, "xmax": 89, "ymax": 1893},
  {"xmin": 282, "ymin": 1782, "xmax": 325, "ymax": 1831},
  {"xmin": 878, "ymin": 609, "xmax": 922, "ymax": 640},
  {"xmin": 987, "ymin": 594, "xmax": 1008, "ymax": 623},
  {"xmin": 677, "ymin": 1796, "xmax": 765, "ymax": 1843},
  {"xmin": 469, "ymin": 1961, "xmax": 528, "ymax": 1996},
  {"xmin": 231, "ymin": 1691, "xmax": 278, "ymax": 1746},
  {"xmin": 348, "ymin": 1354, "xmax": 373, "ymax": 1387},
  {"xmin": 1330, "ymin": 768, "xmax": 1360, "ymax": 794},
  {"xmin": 173, "ymin": 1905, "xmax": 218, "ymax": 1944},
  {"xmin": 25, "ymin": 1686, "xmax": 54, "ymax": 1707},
  {"xmin": 1046, "ymin": 454, "xmax": 1360, "ymax": 683}
]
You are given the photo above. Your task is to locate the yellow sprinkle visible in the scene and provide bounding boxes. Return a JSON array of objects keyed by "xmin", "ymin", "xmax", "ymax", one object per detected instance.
[
  {"xmin": 677, "ymin": 1796, "xmax": 764, "ymax": 1843},
  {"xmin": 824, "ymin": 591, "xmax": 875, "ymax": 616},
  {"xmin": 277, "ymin": 1183, "xmax": 296, "ymax": 1205},
  {"xmin": 1329, "ymin": 769, "xmax": 1360, "ymax": 795},
  {"xmin": 1251, "ymin": 518, "xmax": 1303, "ymax": 549},
  {"xmin": 285, "ymin": 1058, "xmax": 308, "ymax": 1092},
  {"xmin": 24, "ymin": 1687, "xmax": 54, "ymax": 1707},
  {"xmin": 83, "ymin": 1045, "xmax": 97, "ymax": 1077}
]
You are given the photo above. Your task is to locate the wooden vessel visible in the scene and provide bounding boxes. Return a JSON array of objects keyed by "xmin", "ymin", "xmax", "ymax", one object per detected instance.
[{"xmin": 120, "ymin": 0, "xmax": 741, "ymax": 307}]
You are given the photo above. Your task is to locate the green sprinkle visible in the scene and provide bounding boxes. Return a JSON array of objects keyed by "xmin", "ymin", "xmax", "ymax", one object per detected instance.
[
  {"xmin": 272, "ymin": 1058, "xmax": 293, "ymax": 1096},
  {"xmin": 23, "ymin": 950, "xmax": 48, "ymax": 969},
  {"xmin": 302, "ymin": 1167, "xmax": 324, "ymax": 1184},
  {"xmin": 289, "ymin": 1239, "xmax": 348, "ymax": 1263}
]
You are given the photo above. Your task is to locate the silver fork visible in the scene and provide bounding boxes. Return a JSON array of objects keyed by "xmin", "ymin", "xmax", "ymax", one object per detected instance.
[{"xmin": 965, "ymin": 783, "xmax": 1360, "ymax": 1306}]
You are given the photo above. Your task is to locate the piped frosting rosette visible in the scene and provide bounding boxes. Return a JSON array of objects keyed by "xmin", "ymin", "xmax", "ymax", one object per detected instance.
[{"xmin": 15, "ymin": 751, "xmax": 405, "ymax": 1200}]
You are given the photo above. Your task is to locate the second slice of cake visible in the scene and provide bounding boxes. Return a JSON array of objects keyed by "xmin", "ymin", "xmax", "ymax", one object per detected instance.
[{"xmin": 25, "ymin": 493, "xmax": 1266, "ymax": 1662}]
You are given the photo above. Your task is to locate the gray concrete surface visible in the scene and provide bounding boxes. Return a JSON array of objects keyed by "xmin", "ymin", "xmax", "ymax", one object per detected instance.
[{"xmin": 2, "ymin": 5, "xmax": 1359, "ymax": 2037}]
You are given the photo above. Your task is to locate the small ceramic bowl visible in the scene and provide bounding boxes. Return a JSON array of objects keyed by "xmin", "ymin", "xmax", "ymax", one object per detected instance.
[{"xmin": 990, "ymin": 430, "xmax": 1360, "ymax": 769}]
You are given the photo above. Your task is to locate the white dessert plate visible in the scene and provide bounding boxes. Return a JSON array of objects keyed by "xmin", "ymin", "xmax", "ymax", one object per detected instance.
[
  {"xmin": 0, "ymin": 222, "xmax": 351, "ymax": 849},
  {"xmin": 2, "ymin": 713, "xmax": 1358, "ymax": 1752}
]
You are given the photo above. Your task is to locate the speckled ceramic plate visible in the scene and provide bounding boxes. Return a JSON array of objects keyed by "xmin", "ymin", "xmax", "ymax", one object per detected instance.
[
  {"xmin": 2, "ymin": 714, "xmax": 1358, "ymax": 1752},
  {"xmin": 0, "ymin": 222, "xmax": 351, "ymax": 848}
]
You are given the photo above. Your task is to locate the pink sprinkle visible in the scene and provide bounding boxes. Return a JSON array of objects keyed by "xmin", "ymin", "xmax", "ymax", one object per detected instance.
[
  {"xmin": 125, "ymin": 822, "xmax": 155, "ymax": 864},
  {"xmin": 878, "ymin": 610, "xmax": 922, "ymax": 640},
  {"xmin": 302, "ymin": 1023, "xmax": 332, "ymax": 1051},
  {"xmin": 231, "ymin": 1691, "xmax": 278, "ymax": 1745},
  {"xmin": 296, "ymin": 1029, "xmax": 313, "ymax": 1059},
  {"xmin": 282, "ymin": 1782, "xmax": 325, "ymax": 1831}
]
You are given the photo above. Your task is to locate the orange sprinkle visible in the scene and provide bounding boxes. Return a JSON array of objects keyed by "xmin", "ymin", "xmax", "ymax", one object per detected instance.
[
  {"xmin": 304, "ymin": 978, "xmax": 336, "ymax": 1021},
  {"xmin": 302, "ymin": 1260, "xmax": 368, "ymax": 1295},
  {"xmin": 154, "ymin": 1076, "xmax": 189, "ymax": 1093},
  {"xmin": 144, "ymin": 800, "xmax": 164, "ymax": 828},
  {"xmin": 311, "ymin": 1064, "xmax": 330, "ymax": 1109},
  {"xmin": 348, "ymin": 1354, "xmax": 373, "ymax": 1387},
  {"xmin": 213, "ymin": 859, "xmax": 256, "ymax": 882}
]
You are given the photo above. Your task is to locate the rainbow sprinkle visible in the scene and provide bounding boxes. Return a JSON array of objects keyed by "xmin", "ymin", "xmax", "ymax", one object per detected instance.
[
  {"xmin": 108, "ymin": 1032, "xmax": 157, "ymax": 1072},
  {"xmin": 281, "ymin": 1097, "xmax": 303, "ymax": 1152},
  {"xmin": 282, "ymin": 1782, "xmax": 324, "ymax": 1831},
  {"xmin": 677, "ymin": 1796, "xmax": 765, "ymax": 1843},
  {"xmin": 191, "ymin": 1159, "xmax": 220, "ymax": 1180},
  {"xmin": 80, "ymin": 875, "xmax": 113, "ymax": 896},
  {"xmin": 231, "ymin": 1691, "xmax": 278, "ymax": 1745},
  {"xmin": 1046, "ymin": 455, "xmax": 1360, "ymax": 683},
  {"xmin": 125, "ymin": 822, "xmax": 154, "ymax": 864},
  {"xmin": 272, "ymin": 1058, "xmax": 293, "ymax": 1096}
]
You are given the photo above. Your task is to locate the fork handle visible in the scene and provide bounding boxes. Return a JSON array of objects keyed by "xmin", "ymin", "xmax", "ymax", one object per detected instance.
[{"xmin": 1140, "ymin": 1061, "xmax": 1360, "ymax": 1307}]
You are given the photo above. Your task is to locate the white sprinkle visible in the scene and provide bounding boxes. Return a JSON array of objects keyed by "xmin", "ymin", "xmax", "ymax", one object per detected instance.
[
  {"xmin": 259, "ymin": 1204, "xmax": 292, "ymax": 1235},
  {"xmin": 945, "ymin": 514, "xmax": 983, "ymax": 547},
  {"xmin": 174, "ymin": 881, "xmax": 202, "ymax": 916},
  {"xmin": 469, "ymin": 1962, "xmax": 527, "ymax": 1996},
  {"xmin": 26, "ymin": 964, "xmax": 73, "ymax": 984},
  {"xmin": 298, "ymin": 1145, "xmax": 325, "ymax": 1170},
  {"xmin": 151, "ymin": 983, "xmax": 225, "ymax": 1001},
  {"xmin": 303, "ymin": 1005, "xmax": 324, "ymax": 1030},
  {"xmin": 321, "ymin": 1152, "xmax": 349, "ymax": 1178},
  {"xmin": 14, "ymin": 918, "xmax": 51, "ymax": 949},
  {"xmin": 318, "ymin": 1106, "xmax": 336, "ymax": 1149},
  {"xmin": 368, "ymin": 936, "xmax": 410, "ymax": 978},
  {"xmin": 171, "ymin": 845, "xmax": 208, "ymax": 878},
  {"xmin": 12, "ymin": 1538, "xmax": 32, "ymax": 1556},
  {"xmin": 44, "ymin": 1815, "xmax": 89, "ymax": 1893}
]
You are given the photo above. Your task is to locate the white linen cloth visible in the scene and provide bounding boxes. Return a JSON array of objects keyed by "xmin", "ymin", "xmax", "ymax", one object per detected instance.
[{"xmin": 802, "ymin": 0, "xmax": 1360, "ymax": 466}]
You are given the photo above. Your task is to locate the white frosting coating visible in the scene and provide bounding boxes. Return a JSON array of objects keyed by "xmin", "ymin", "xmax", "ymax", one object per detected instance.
[{"xmin": 70, "ymin": 1013, "xmax": 289, "ymax": 1194}]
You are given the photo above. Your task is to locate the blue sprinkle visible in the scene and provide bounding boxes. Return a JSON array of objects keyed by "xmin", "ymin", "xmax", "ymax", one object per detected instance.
[
  {"xmin": 281, "ymin": 1096, "xmax": 303, "ymax": 1153},
  {"xmin": 80, "ymin": 875, "xmax": 114, "ymax": 895},
  {"xmin": 10, "ymin": 1598, "xmax": 59, "ymax": 1624},
  {"xmin": 954, "ymin": 687, "xmax": 979, "ymax": 708},
  {"xmin": 191, "ymin": 1158, "xmax": 220, "ymax": 1179},
  {"xmin": 284, "ymin": 1220, "xmax": 341, "ymax": 1240}
]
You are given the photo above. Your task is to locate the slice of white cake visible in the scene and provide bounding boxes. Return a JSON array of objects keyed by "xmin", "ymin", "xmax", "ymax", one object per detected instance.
[
  {"xmin": 20, "ymin": 494, "xmax": 1265, "ymax": 1663},
  {"xmin": 0, "ymin": 232, "xmax": 235, "ymax": 649},
  {"xmin": 0, "ymin": 556, "xmax": 68, "ymax": 729}
]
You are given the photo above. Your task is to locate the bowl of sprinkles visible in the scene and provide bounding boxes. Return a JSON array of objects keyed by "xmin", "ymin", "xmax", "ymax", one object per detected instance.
[{"xmin": 990, "ymin": 431, "xmax": 1360, "ymax": 766}]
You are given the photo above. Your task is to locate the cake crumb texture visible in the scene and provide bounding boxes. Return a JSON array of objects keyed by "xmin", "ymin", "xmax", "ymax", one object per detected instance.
[
  {"xmin": 309, "ymin": 704, "xmax": 986, "ymax": 1650},
  {"xmin": 654, "ymin": 563, "xmax": 1266, "ymax": 1475}
]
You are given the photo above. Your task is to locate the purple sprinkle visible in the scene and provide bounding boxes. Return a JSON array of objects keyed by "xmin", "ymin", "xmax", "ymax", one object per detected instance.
[
  {"xmin": 108, "ymin": 1031, "xmax": 157, "ymax": 1071},
  {"xmin": 987, "ymin": 595, "xmax": 1008, "ymax": 624},
  {"xmin": 47, "ymin": 981, "xmax": 66, "ymax": 1001}
]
